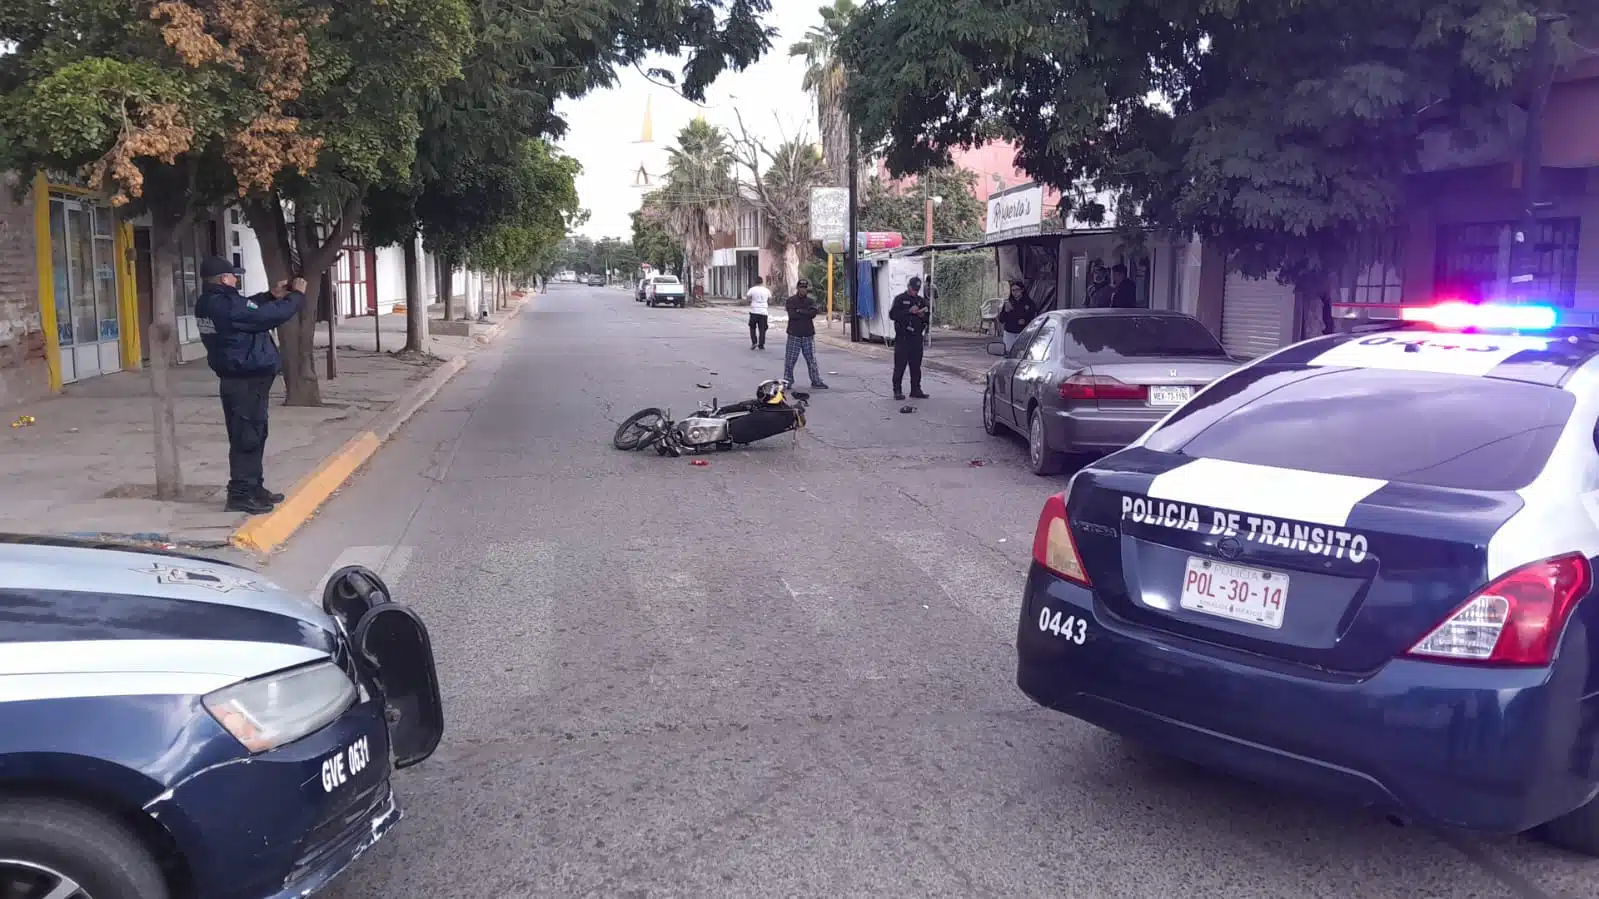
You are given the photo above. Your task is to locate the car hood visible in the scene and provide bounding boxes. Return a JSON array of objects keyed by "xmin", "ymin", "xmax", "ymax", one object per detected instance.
[{"xmin": 0, "ymin": 539, "xmax": 338, "ymax": 681}]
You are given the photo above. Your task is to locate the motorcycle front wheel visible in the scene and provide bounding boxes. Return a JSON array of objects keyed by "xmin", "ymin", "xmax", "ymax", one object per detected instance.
[{"xmin": 614, "ymin": 407, "xmax": 667, "ymax": 450}]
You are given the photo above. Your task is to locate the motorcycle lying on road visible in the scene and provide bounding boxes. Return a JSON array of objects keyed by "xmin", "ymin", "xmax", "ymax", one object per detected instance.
[{"xmin": 613, "ymin": 379, "xmax": 809, "ymax": 456}]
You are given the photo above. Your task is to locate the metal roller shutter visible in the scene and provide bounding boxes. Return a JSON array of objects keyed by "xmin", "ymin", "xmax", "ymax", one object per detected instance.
[{"xmin": 1221, "ymin": 272, "xmax": 1294, "ymax": 358}]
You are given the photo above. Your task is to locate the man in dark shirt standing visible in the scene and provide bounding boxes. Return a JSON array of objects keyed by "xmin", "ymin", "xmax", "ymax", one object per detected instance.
[
  {"xmin": 193, "ymin": 257, "xmax": 306, "ymax": 514},
  {"xmin": 889, "ymin": 276, "xmax": 931, "ymax": 401},
  {"xmin": 1109, "ymin": 263, "xmax": 1139, "ymax": 308},
  {"xmin": 782, "ymin": 278, "xmax": 829, "ymax": 389}
]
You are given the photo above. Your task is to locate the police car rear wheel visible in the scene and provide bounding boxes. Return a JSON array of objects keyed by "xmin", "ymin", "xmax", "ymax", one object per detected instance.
[{"xmin": 0, "ymin": 799, "xmax": 169, "ymax": 899}]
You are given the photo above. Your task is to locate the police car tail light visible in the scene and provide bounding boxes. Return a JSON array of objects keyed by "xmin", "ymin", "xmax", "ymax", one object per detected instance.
[
  {"xmin": 1399, "ymin": 301, "xmax": 1558, "ymax": 331},
  {"xmin": 1033, "ymin": 493, "xmax": 1090, "ymax": 586},
  {"xmin": 203, "ymin": 662, "xmax": 358, "ymax": 753},
  {"xmin": 1406, "ymin": 553, "xmax": 1591, "ymax": 666},
  {"xmin": 1059, "ymin": 375, "xmax": 1147, "ymax": 402}
]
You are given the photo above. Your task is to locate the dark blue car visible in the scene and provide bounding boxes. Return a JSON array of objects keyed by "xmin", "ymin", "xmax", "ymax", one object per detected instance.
[
  {"xmin": 0, "ymin": 536, "xmax": 444, "ymax": 899},
  {"xmin": 1016, "ymin": 302, "xmax": 1599, "ymax": 855}
]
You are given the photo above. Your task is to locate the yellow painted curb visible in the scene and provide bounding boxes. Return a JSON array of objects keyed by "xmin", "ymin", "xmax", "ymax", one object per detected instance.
[{"xmin": 230, "ymin": 431, "xmax": 384, "ymax": 554}]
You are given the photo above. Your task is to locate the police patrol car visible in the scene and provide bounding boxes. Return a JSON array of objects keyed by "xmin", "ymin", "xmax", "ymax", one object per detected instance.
[
  {"xmin": 1017, "ymin": 301, "xmax": 1599, "ymax": 854},
  {"xmin": 0, "ymin": 535, "xmax": 443, "ymax": 899}
]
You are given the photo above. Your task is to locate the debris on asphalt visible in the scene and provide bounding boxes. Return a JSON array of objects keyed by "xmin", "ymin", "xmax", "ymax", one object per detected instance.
[
  {"xmin": 690, "ymin": 459, "xmax": 710, "ymax": 467},
  {"xmin": 696, "ymin": 382, "xmax": 712, "ymax": 389},
  {"xmin": 10, "ymin": 415, "xmax": 35, "ymax": 428},
  {"xmin": 969, "ymin": 459, "xmax": 985, "ymax": 467},
  {"xmin": 899, "ymin": 405, "xmax": 915, "ymax": 414}
]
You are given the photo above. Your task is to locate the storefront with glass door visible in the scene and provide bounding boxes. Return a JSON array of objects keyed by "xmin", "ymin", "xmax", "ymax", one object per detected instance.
[{"xmin": 35, "ymin": 175, "xmax": 139, "ymax": 388}]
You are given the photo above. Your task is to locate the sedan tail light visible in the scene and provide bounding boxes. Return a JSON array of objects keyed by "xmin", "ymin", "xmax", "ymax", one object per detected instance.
[
  {"xmin": 1406, "ymin": 553, "xmax": 1591, "ymax": 666},
  {"xmin": 1059, "ymin": 375, "xmax": 1148, "ymax": 402},
  {"xmin": 1032, "ymin": 493, "xmax": 1090, "ymax": 586}
]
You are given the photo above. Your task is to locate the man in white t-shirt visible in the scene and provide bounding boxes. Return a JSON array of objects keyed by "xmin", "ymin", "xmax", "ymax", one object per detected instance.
[{"xmin": 746, "ymin": 276, "xmax": 772, "ymax": 350}]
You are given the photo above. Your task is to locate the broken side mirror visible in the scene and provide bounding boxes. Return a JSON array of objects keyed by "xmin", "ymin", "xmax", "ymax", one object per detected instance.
[{"xmin": 322, "ymin": 566, "xmax": 445, "ymax": 769}]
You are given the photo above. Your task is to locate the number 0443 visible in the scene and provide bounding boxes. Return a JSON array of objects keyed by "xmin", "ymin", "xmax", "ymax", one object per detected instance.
[{"xmin": 1038, "ymin": 607, "xmax": 1087, "ymax": 645}]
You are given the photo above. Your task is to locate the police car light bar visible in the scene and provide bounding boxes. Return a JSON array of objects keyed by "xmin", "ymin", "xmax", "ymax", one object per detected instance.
[{"xmin": 1399, "ymin": 301, "xmax": 1558, "ymax": 331}]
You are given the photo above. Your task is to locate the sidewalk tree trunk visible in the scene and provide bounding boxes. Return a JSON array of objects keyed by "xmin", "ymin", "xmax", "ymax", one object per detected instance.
[
  {"xmin": 146, "ymin": 226, "xmax": 185, "ymax": 501},
  {"xmin": 243, "ymin": 193, "xmax": 362, "ymax": 407},
  {"xmin": 436, "ymin": 255, "xmax": 454, "ymax": 321},
  {"xmin": 403, "ymin": 238, "xmax": 428, "ymax": 352}
]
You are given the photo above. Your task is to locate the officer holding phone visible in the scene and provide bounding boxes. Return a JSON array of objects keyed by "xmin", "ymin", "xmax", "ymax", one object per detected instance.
[
  {"xmin": 194, "ymin": 257, "xmax": 306, "ymax": 514},
  {"xmin": 889, "ymin": 276, "xmax": 931, "ymax": 401}
]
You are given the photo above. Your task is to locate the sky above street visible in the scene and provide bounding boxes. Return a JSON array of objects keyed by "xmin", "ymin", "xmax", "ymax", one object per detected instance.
[{"xmin": 556, "ymin": 3, "xmax": 824, "ymax": 240}]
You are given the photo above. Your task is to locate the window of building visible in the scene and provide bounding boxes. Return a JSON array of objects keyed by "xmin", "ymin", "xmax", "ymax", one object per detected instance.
[
  {"xmin": 737, "ymin": 210, "xmax": 759, "ymax": 248},
  {"xmin": 1435, "ymin": 218, "xmax": 1580, "ymax": 307},
  {"xmin": 48, "ymin": 195, "xmax": 119, "ymax": 349},
  {"xmin": 1340, "ymin": 228, "xmax": 1405, "ymax": 305},
  {"xmin": 172, "ymin": 222, "xmax": 212, "ymax": 320}
]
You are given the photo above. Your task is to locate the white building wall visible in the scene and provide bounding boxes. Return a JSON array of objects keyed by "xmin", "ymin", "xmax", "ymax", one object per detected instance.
[
  {"xmin": 225, "ymin": 207, "xmax": 270, "ymax": 296},
  {"xmin": 373, "ymin": 245, "xmax": 406, "ymax": 312}
]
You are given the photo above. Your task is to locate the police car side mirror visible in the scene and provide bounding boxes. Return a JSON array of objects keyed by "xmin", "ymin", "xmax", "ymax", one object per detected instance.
[
  {"xmin": 353, "ymin": 604, "xmax": 444, "ymax": 769},
  {"xmin": 322, "ymin": 565, "xmax": 389, "ymax": 634},
  {"xmin": 323, "ymin": 567, "xmax": 445, "ymax": 769},
  {"xmin": 987, "ymin": 342, "xmax": 1006, "ymax": 356}
]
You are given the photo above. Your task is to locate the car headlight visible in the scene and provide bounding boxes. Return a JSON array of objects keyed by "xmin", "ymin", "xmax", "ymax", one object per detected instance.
[{"xmin": 203, "ymin": 662, "xmax": 358, "ymax": 753}]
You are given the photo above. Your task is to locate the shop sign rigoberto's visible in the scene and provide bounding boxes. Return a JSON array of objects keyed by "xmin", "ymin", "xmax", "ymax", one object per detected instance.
[{"xmin": 986, "ymin": 182, "xmax": 1044, "ymax": 238}]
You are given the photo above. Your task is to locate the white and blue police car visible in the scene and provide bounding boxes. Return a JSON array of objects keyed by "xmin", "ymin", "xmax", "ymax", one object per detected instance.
[
  {"xmin": 0, "ymin": 535, "xmax": 443, "ymax": 899},
  {"xmin": 1017, "ymin": 301, "xmax": 1599, "ymax": 854}
]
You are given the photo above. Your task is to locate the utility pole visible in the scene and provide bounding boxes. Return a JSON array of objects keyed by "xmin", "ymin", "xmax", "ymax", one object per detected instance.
[
  {"xmin": 847, "ymin": 119, "xmax": 861, "ymax": 343},
  {"xmin": 1512, "ymin": 12, "xmax": 1562, "ymax": 302}
]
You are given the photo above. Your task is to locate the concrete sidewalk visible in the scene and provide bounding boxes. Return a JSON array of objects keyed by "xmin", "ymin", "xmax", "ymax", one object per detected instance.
[
  {"xmin": 697, "ymin": 304, "xmax": 994, "ymax": 384},
  {"xmin": 0, "ymin": 300, "xmax": 524, "ymax": 548}
]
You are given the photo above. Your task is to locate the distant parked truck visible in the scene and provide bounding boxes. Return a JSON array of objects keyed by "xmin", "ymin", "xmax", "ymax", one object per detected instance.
[{"xmin": 645, "ymin": 275, "xmax": 686, "ymax": 308}]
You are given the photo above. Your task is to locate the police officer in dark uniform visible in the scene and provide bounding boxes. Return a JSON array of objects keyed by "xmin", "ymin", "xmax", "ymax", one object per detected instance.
[
  {"xmin": 889, "ymin": 276, "xmax": 931, "ymax": 401},
  {"xmin": 194, "ymin": 257, "xmax": 306, "ymax": 514}
]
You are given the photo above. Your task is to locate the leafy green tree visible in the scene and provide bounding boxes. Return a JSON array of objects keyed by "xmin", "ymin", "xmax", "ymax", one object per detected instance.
[
  {"xmin": 631, "ymin": 192, "xmax": 683, "ymax": 272},
  {"xmin": 858, "ymin": 165, "xmax": 985, "ymax": 243},
  {"xmin": 841, "ymin": 0, "xmax": 1598, "ymax": 295},
  {"xmin": 1, "ymin": 0, "xmax": 474, "ymax": 405},
  {"xmin": 464, "ymin": 140, "xmax": 582, "ymax": 294},
  {"xmin": 365, "ymin": 0, "xmax": 776, "ymax": 321}
]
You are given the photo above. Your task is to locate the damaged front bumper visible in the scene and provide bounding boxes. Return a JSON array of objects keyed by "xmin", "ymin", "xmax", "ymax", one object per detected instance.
[{"xmin": 147, "ymin": 698, "xmax": 402, "ymax": 899}]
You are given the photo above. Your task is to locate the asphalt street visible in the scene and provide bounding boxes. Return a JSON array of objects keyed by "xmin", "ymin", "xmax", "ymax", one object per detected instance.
[{"xmin": 264, "ymin": 284, "xmax": 1593, "ymax": 899}]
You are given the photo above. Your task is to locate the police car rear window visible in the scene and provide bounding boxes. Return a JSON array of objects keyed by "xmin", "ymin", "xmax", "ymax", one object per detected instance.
[{"xmin": 1143, "ymin": 365, "xmax": 1575, "ymax": 491}]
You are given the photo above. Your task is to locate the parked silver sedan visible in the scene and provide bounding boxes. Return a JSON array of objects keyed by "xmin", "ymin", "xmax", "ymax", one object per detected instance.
[{"xmin": 982, "ymin": 309, "xmax": 1239, "ymax": 475}]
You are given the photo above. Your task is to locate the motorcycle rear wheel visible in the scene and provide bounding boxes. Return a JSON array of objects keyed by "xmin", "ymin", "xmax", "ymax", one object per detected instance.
[{"xmin": 614, "ymin": 408, "xmax": 667, "ymax": 450}]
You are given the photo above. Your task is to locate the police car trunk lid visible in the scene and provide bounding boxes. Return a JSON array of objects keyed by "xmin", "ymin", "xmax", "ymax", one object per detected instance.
[
  {"xmin": 1060, "ymin": 330, "xmax": 1584, "ymax": 675},
  {"xmin": 1068, "ymin": 452, "xmax": 1523, "ymax": 674}
]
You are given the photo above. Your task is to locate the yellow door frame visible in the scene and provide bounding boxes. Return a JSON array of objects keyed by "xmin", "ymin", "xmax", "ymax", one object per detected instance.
[
  {"xmin": 32, "ymin": 172, "xmax": 60, "ymax": 393},
  {"xmin": 31, "ymin": 175, "xmax": 142, "ymax": 392},
  {"xmin": 115, "ymin": 221, "xmax": 141, "ymax": 368}
]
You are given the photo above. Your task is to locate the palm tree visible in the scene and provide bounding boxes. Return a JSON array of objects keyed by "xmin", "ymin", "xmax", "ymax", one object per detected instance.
[
  {"xmin": 789, "ymin": 0, "xmax": 857, "ymax": 188},
  {"xmin": 656, "ymin": 118, "xmax": 737, "ymax": 300}
]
